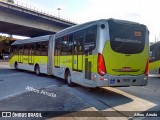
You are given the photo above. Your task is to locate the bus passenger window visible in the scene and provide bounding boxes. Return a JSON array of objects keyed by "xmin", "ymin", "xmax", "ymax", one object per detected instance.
[
  {"xmin": 12, "ymin": 45, "xmax": 18, "ymax": 55},
  {"xmin": 73, "ymin": 35, "xmax": 78, "ymax": 55},
  {"xmin": 68, "ymin": 34, "xmax": 73, "ymax": 55},
  {"xmin": 15, "ymin": 45, "xmax": 19, "ymax": 55},
  {"xmin": 41, "ymin": 42, "xmax": 48, "ymax": 56},
  {"xmin": 73, "ymin": 32, "xmax": 84, "ymax": 55},
  {"xmin": 79, "ymin": 46, "xmax": 82, "ymax": 51},
  {"xmin": 61, "ymin": 36, "xmax": 68, "ymax": 55},
  {"xmin": 24, "ymin": 44, "xmax": 29, "ymax": 55},
  {"xmin": 35, "ymin": 42, "xmax": 41, "ymax": 56},
  {"xmin": 19, "ymin": 45, "xmax": 24, "ymax": 55},
  {"xmin": 78, "ymin": 34, "xmax": 83, "ymax": 55},
  {"xmin": 85, "ymin": 26, "xmax": 97, "ymax": 51},
  {"xmin": 55, "ymin": 38, "xmax": 61, "ymax": 56}
]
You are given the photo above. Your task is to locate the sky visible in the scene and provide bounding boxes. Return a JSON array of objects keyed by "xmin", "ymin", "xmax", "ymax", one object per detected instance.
[{"xmin": 13, "ymin": 0, "xmax": 160, "ymax": 42}]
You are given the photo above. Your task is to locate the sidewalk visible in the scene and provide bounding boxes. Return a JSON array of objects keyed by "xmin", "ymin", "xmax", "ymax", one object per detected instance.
[{"xmin": 0, "ymin": 59, "xmax": 9, "ymax": 65}]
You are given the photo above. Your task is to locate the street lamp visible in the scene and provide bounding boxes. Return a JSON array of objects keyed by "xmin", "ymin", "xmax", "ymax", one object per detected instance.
[{"xmin": 57, "ymin": 8, "xmax": 61, "ymax": 18}]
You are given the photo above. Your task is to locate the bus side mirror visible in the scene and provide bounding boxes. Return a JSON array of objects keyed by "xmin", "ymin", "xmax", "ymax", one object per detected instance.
[
  {"xmin": 149, "ymin": 51, "xmax": 155, "ymax": 60},
  {"xmin": 150, "ymin": 51, "xmax": 152, "ymax": 57}
]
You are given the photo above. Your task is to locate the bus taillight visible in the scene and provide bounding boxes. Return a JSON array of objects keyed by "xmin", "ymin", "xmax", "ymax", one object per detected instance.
[
  {"xmin": 98, "ymin": 53, "xmax": 106, "ymax": 76},
  {"xmin": 144, "ymin": 59, "xmax": 149, "ymax": 76}
]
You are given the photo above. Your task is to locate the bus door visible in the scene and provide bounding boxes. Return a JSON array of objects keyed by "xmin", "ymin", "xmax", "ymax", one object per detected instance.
[
  {"xmin": 84, "ymin": 50, "xmax": 92, "ymax": 80},
  {"xmin": 28, "ymin": 44, "xmax": 35, "ymax": 64},
  {"xmin": 54, "ymin": 39, "xmax": 61, "ymax": 67},
  {"xmin": 18, "ymin": 45, "xmax": 23, "ymax": 63},
  {"xmin": 73, "ymin": 33, "xmax": 84, "ymax": 72},
  {"xmin": 84, "ymin": 26, "xmax": 97, "ymax": 81}
]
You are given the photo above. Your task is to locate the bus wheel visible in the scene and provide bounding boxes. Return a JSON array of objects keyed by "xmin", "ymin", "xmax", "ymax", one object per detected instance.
[
  {"xmin": 14, "ymin": 62, "xmax": 18, "ymax": 70},
  {"xmin": 66, "ymin": 71, "xmax": 74, "ymax": 87},
  {"xmin": 35, "ymin": 65, "xmax": 40, "ymax": 76}
]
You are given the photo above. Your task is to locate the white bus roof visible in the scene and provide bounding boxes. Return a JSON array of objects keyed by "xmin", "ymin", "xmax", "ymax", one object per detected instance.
[
  {"xmin": 11, "ymin": 35, "xmax": 52, "ymax": 45},
  {"xmin": 55, "ymin": 18, "xmax": 145, "ymax": 38},
  {"xmin": 11, "ymin": 18, "xmax": 145, "ymax": 46}
]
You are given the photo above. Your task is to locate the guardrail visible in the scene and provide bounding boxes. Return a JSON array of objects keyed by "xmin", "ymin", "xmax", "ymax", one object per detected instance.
[{"xmin": 0, "ymin": 0, "xmax": 76, "ymax": 24}]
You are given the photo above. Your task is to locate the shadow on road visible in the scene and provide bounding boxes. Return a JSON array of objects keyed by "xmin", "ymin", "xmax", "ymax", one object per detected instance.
[{"xmin": 0, "ymin": 65, "xmax": 135, "ymax": 118}]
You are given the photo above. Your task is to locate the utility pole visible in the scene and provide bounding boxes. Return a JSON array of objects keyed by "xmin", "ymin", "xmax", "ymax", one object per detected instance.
[
  {"xmin": 155, "ymin": 35, "xmax": 157, "ymax": 43},
  {"xmin": 57, "ymin": 8, "xmax": 61, "ymax": 18}
]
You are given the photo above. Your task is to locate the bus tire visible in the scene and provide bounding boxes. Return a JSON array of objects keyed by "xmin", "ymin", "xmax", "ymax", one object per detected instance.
[
  {"xmin": 66, "ymin": 71, "xmax": 74, "ymax": 87},
  {"xmin": 35, "ymin": 65, "xmax": 40, "ymax": 76},
  {"xmin": 14, "ymin": 62, "xmax": 18, "ymax": 70}
]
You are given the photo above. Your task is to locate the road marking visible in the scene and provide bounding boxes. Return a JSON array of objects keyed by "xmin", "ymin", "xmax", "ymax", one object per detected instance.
[
  {"xmin": 0, "ymin": 91, "xmax": 24, "ymax": 101},
  {"xmin": 0, "ymin": 84, "xmax": 62, "ymax": 101},
  {"xmin": 45, "ymin": 84, "xmax": 62, "ymax": 88}
]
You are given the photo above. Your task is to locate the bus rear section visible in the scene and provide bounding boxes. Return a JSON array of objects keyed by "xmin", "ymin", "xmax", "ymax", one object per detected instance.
[{"xmin": 97, "ymin": 19, "xmax": 149, "ymax": 87}]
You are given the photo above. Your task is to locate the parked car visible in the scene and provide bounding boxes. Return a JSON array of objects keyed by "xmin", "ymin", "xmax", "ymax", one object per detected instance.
[{"xmin": 2, "ymin": 54, "xmax": 9, "ymax": 60}]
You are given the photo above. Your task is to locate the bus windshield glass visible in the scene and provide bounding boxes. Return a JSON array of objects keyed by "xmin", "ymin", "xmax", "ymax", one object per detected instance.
[{"xmin": 108, "ymin": 20, "xmax": 146, "ymax": 54}]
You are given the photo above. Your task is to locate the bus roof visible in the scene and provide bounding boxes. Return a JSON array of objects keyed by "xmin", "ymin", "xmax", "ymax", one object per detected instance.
[
  {"xmin": 55, "ymin": 18, "xmax": 145, "ymax": 38},
  {"xmin": 11, "ymin": 35, "xmax": 52, "ymax": 45},
  {"xmin": 11, "ymin": 18, "xmax": 146, "ymax": 46}
]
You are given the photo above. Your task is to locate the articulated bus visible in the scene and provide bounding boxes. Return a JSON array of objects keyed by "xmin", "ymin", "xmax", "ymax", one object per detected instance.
[
  {"xmin": 149, "ymin": 42, "xmax": 160, "ymax": 75},
  {"xmin": 10, "ymin": 19, "xmax": 149, "ymax": 87}
]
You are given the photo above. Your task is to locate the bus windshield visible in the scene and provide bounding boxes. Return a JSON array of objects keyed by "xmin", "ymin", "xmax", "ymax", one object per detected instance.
[{"xmin": 108, "ymin": 20, "xmax": 146, "ymax": 54}]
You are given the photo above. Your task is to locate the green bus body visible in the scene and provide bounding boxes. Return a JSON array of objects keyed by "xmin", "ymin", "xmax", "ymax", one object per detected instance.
[
  {"xmin": 149, "ymin": 42, "xmax": 160, "ymax": 75},
  {"xmin": 10, "ymin": 19, "xmax": 149, "ymax": 87}
]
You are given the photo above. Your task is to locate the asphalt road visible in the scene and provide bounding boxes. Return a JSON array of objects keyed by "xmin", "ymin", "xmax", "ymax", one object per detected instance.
[{"xmin": 0, "ymin": 61, "xmax": 160, "ymax": 120}]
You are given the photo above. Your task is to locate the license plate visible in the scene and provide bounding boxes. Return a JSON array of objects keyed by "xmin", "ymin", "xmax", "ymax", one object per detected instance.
[
  {"xmin": 122, "ymin": 67, "xmax": 131, "ymax": 72},
  {"xmin": 123, "ymin": 79, "xmax": 130, "ymax": 82}
]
